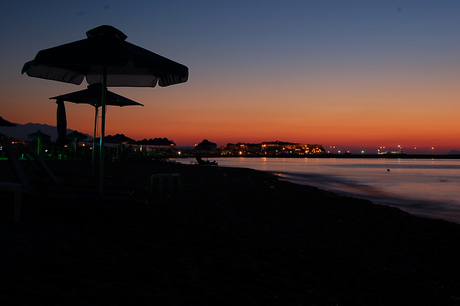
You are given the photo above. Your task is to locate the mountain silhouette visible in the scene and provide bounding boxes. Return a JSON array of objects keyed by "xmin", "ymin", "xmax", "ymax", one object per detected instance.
[{"xmin": 0, "ymin": 122, "xmax": 92, "ymax": 141}]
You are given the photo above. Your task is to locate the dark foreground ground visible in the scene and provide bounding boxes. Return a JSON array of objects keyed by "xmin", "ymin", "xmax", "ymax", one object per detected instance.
[{"xmin": 1, "ymin": 159, "xmax": 460, "ymax": 305}]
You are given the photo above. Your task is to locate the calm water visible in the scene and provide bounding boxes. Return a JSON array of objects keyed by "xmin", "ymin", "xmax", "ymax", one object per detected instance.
[{"xmin": 175, "ymin": 157, "xmax": 460, "ymax": 223}]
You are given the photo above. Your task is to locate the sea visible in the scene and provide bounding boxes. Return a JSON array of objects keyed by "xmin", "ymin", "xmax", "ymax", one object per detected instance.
[{"xmin": 173, "ymin": 157, "xmax": 460, "ymax": 224}]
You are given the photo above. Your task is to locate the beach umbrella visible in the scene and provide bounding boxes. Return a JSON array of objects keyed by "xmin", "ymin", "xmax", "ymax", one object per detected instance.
[
  {"xmin": 66, "ymin": 130, "xmax": 88, "ymax": 157},
  {"xmin": 106, "ymin": 133, "xmax": 135, "ymax": 144},
  {"xmin": 150, "ymin": 137, "xmax": 175, "ymax": 147},
  {"xmin": 96, "ymin": 134, "xmax": 135, "ymax": 159},
  {"xmin": 0, "ymin": 116, "xmax": 16, "ymax": 127},
  {"xmin": 96, "ymin": 134, "xmax": 135, "ymax": 144},
  {"xmin": 22, "ymin": 25, "xmax": 189, "ymax": 194},
  {"xmin": 105, "ymin": 134, "xmax": 135, "ymax": 159},
  {"xmin": 27, "ymin": 130, "xmax": 51, "ymax": 154},
  {"xmin": 50, "ymin": 83, "xmax": 144, "ymax": 108},
  {"xmin": 196, "ymin": 139, "xmax": 217, "ymax": 151},
  {"xmin": 50, "ymin": 83, "xmax": 144, "ymax": 170},
  {"xmin": 67, "ymin": 130, "xmax": 88, "ymax": 142},
  {"xmin": 135, "ymin": 139, "xmax": 150, "ymax": 152}
]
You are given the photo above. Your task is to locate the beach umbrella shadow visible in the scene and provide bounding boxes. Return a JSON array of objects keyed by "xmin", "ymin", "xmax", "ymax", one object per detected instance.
[{"xmin": 22, "ymin": 25, "xmax": 188, "ymax": 194}]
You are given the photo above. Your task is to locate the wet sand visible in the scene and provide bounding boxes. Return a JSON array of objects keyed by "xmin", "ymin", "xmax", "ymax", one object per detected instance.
[{"xmin": 1, "ymin": 159, "xmax": 460, "ymax": 305}]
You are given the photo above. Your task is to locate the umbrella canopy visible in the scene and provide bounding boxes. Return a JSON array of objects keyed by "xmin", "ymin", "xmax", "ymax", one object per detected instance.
[
  {"xmin": 22, "ymin": 25, "xmax": 188, "ymax": 194},
  {"xmin": 0, "ymin": 116, "xmax": 16, "ymax": 127},
  {"xmin": 50, "ymin": 83, "xmax": 144, "ymax": 107},
  {"xmin": 104, "ymin": 134, "xmax": 135, "ymax": 144},
  {"xmin": 27, "ymin": 130, "xmax": 51, "ymax": 141},
  {"xmin": 150, "ymin": 137, "xmax": 175, "ymax": 146},
  {"xmin": 134, "ymin": 137, "xmax": 175, "ymax": 146},
  {"xmin": 22, "ymin": 25, "xmax": 188, "ymax": 87}
]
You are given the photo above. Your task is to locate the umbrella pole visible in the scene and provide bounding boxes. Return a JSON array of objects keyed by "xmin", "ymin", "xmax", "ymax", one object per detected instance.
[
  {"xmin": 92, "ymin": 106, "xmax": 98, "ymax": 174},
  {"xmin": 99, "ymin": 67, "xmax": 107, "ymax": 195}
]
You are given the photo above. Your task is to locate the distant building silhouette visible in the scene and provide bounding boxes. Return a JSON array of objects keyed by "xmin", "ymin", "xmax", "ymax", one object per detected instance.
[{"xmin": 221, "ymin": 141, "xmax": 325, "ymax": 156}]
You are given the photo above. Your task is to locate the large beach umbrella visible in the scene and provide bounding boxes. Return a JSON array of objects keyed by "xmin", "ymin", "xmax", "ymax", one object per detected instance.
[
  {"xmin": 22, "ymin": 25, "xmax": 189, "ymax": 194},
  {"xmin": 0, "ymin": 116, "xmax": 16, "ymax": 127},
  {"xmin": 50, "ymin": 83, "xmax": 144, "ymax": 170}
]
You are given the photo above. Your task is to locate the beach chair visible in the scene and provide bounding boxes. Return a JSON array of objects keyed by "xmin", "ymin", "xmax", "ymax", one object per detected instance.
[{"xmin": 1, "ymin": 135, "xmax": 147, "ymax": 221}]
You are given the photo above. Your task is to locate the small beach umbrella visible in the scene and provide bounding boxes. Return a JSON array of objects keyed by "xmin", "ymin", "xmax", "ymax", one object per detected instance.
[
  {"xmin": 66, "ymin": 130, "xmax": 88, "ymax": 157},
  {"xmin": 105, "ymin": 134, "xmax": 135, "ymax": 144},
  {"xmin": 22, "ymin": 25, "xmax": 188, "ymax": 194},
  {"xmin": 96, "ymin": 134, "xmax": 135, "ymax": 158},
  {"xmin": 0, "ymin": 116, "xmax": 16, "ymax": 127},
  {"xmin": 105, "ymin": 134, "xmax": 135, "ymax": 159},
  {"xmin": 196, "ymin": 139, "xmax": 217, "ymax": 151},
  {"xmin": 27, "ymin": 130, "xmax": 51, "ymax": 154},
  {"xmin": 150, "ymin": 137, "xmax": 175, "ymax": 147},
  {"xmin": 50, "ymin": 83, "xmax": 143, "ymax": 171},
  {"xmin": 67, "ymin": 130, "xmax": 88, "ymax": 142}
]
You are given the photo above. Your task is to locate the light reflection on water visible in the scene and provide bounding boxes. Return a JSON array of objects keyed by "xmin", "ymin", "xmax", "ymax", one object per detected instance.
[{"xmin": 174, "ymin": 157, "xmax": 460, "ymax": 223}]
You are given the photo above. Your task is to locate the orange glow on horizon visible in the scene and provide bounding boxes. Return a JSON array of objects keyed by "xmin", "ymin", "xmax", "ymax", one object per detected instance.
[{"xmin": 3, "ymin": 52, "xmax": 459, "ymax": 155}]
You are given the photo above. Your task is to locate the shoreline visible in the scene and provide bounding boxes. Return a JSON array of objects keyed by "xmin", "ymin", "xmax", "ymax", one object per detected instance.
[
  {"xmin": 180, "ymin": 154, "xmax": 460, "ymax": 159},
  {"xmin": 1, "ymin": 160, "xmax": 460, "ymax": 304}
]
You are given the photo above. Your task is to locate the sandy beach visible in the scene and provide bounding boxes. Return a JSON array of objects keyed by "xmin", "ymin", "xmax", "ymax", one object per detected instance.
[{"xmin": 1, "ymin": 159, "xmax": 460, "ymax": 305}]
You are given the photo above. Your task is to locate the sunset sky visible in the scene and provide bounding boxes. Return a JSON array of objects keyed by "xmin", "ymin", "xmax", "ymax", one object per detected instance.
[{"xmin": 1, "ymin": 1, "xmax": 459, "ymax": 153}]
